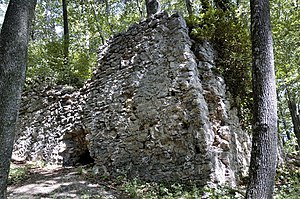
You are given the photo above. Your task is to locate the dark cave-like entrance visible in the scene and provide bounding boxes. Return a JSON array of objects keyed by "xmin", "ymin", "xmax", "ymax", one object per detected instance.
[
  {"xmin": 77, "ymin": 150, "xmax": 95, "ymax": 165},
  {"xmin": 61, "ymin": 127, "xmax": 94, "ymax": 166}
]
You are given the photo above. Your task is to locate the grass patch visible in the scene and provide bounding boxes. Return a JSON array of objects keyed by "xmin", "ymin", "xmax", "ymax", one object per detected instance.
[{"xmin": 8, "ymin": 162, "xmax": 34, "ymax": 185}]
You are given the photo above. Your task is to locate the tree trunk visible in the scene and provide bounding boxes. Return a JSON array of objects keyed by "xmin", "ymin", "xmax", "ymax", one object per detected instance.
[
  {"xmin": 146, "ymin": 0, "xmax": 160, "ymax": 18},
  {"xmin": 214, "ymin": 0, "xmax": 231, "ymax": 11},
  {"xmin": 277, "ymin": 121, "xmax": 285, "ymax": 166},
  {"xmin": 62, "ymin": 0, "xmax": 69, "ymax": 66},
  {"xmin": 278, "ymin": 91, "xmax": 291, "ymax": 144},
  {"xmin": 0, "ymin": 0, "xmax": 37, "ymax": 198},
  {"xmin": 246, "ymin": 0, "xmax": 278, "ymax": 198},
  {"xmin": 288, "ymin": 100, "xmax": 300, "ymax": 149}
]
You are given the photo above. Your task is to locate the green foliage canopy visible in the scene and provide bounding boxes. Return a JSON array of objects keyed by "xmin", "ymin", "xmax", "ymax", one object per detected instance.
[{"xmin": 271, "ymin": 0, "xmax": 300, "ymax": 148}]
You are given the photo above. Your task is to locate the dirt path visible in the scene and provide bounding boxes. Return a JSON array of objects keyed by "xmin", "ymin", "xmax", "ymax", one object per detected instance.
[{"xmin": 8, "ymin": 165, "xmax": 122, "ymax": 199}]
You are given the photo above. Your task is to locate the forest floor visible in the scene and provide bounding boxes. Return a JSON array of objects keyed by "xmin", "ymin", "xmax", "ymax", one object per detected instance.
[
  {"xmin": 7, "ymin": 154, "xmax": 300, "ymax": 199},
  {"xmin": 7, "ymin": 163, "xmax": 122, "ymax": 199}
]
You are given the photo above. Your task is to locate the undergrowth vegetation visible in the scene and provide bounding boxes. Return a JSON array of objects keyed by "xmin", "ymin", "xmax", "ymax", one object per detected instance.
[
  {"xmin": 8, "ymin": 154, "xmax": 300, "ymax": 198},
  {"xmin": 121, "ymin": 181, "xmax": 246, "ymax": 199},
  {"xmin": 274, "ymin": 157, "xmax": 300, "ymax": 199},
  {"xmin": 8, "ymin": 163, "xmax": 33, "ymax": 185}
]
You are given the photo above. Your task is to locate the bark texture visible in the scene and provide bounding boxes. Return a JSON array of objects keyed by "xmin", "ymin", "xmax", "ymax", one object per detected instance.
[
  {"xmin": 0, "ymin": 0, "xmax": 36, "ymax": 198},
  {"xmin": 246, "ymin": 0, "xmax": 278, "ymax": 198},
  {"xmin": 62, "ymin": 0, "xmax": 69, "ymax": 65},
  {"xmin": 288, "ymin": 100, "xmax": 300, "ymax": 149}
]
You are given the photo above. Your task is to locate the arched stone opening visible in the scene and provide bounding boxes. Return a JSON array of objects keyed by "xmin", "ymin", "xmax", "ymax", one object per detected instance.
[{"xmin": 61, "ymin": 127, "xmax": 94, "ymax": 166}]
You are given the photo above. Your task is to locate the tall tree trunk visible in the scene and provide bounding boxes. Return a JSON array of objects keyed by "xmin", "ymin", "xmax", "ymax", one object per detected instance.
[
  {"xmin": 62, "ymin": 0, "xmax": 69, "ymax": 66},
  {"xmin": 0, "ymin": 0, "xmax": 37, "ymax": 198},
  {"xmin": 285, "ymin": 85, "xmax": 300, "ymax": 149},
  {"xmin": 276, "ymin": 111, "xmax": 285, "ymax": 166},
  {"xmin": 146, "ymin": 0, "xmax": 160, "ymax": 18},
  {"xmin": 214, "ymin": 0, "xmax": 231, "ymax": 11},
  {"xmin": 288, "ymin": 100, "xmax": 300, "ymax": 149},
  {"xmin": 246, "ymin": 0, "xmax": 278, "ymax": 198},
  {"xmin": 278, "ymin": 91, "xmax": 291, "ymax": 142}
]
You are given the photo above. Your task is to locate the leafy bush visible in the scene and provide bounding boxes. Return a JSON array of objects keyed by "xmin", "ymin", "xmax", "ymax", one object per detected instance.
[{"xmin": 27, "ymin": 38, "xmax": 93, "ymax": 88}]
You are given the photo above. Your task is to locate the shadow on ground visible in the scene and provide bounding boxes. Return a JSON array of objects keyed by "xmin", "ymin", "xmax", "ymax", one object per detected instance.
[{"xmin": 8, "ymin": 165, "xmax": 121, "ymax": 199}]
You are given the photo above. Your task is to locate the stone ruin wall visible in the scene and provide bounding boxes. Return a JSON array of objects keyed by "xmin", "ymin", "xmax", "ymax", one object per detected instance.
[
  {"xmin": 13, "ymin": 12, "xmax": 251, "ymax": 186},
  {"xmin": 14, "ymin": 86, "xmax": 89, "ymax": 166}
]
